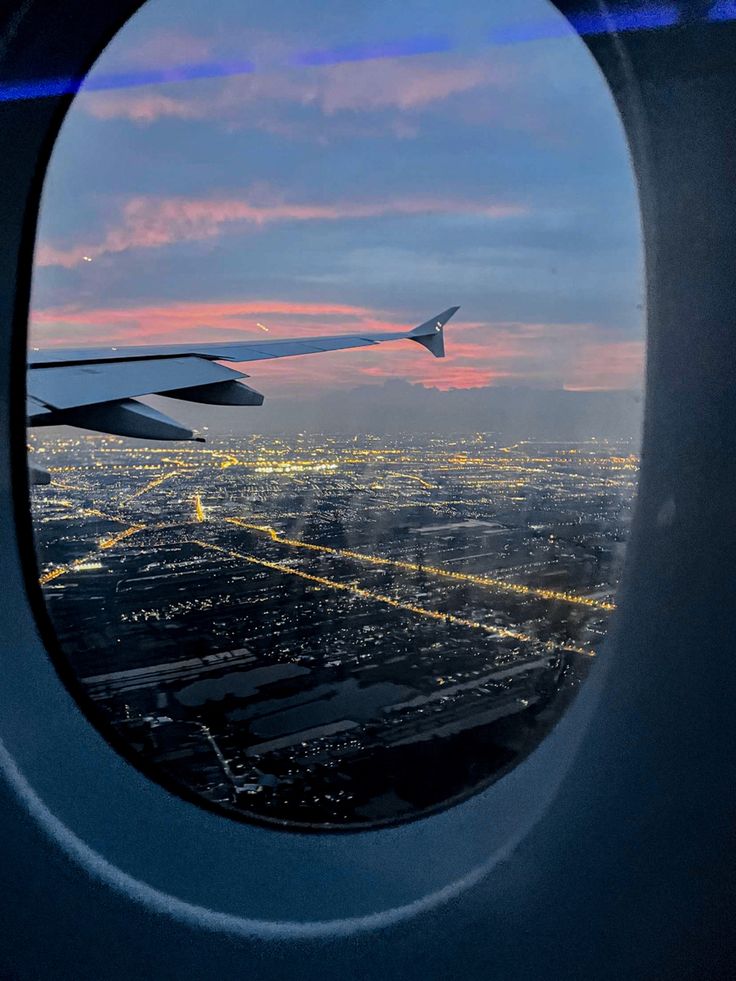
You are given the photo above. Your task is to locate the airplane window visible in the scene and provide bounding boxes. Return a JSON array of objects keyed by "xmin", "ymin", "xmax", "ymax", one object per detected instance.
[{"xmin": 27, "ymin": 0, "xmax": 643, "ymax": 828}]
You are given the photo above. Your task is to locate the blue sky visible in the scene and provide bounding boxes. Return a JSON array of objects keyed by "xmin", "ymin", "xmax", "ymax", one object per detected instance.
[{"xmin": 30, "ymin": 0, "xmax": 644, "ymax": 394}]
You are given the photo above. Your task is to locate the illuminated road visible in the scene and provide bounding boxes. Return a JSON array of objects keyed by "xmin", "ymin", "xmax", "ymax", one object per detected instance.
[
  {"xmin": 39, "ymin": 517, "xmax": 172, "ymax": 583},
  {"xmin": 99, "ymin": 525, "xmax": 145, "ymax": 550},
  {"xmin": 224, "ymin": 517, "xmax": 615, "ymax": 612},
  {"xmin": 55, "ymin": 499, "xmax": 132, "ymax": 525},
  {"xmin": 390, "ymin": 473, "xmax": 436, "ymax": 489},
  {"xmin": 39, "ymin": 522, "xmax": 146, "ymax": 584},
  {"xmin": 192, "ymin": 538, "xmax": 594, "ymax": 657},
  {"xmin": 121, "ymin": 469, "xmax": 182, "ymax": 504}
]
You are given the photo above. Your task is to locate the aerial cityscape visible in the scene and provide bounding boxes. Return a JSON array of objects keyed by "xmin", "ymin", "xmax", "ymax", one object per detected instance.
[{"xmin": 31, "ymin": 430, "xmax": 636, "ymax": 826}]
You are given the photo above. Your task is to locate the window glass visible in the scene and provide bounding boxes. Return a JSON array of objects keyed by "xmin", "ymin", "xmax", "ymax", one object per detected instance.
[{"xmin": 28, "ymin": 0, "xmax": 643, "ymax": 827}]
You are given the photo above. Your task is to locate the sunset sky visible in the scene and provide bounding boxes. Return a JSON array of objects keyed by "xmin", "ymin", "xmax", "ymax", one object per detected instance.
[{"xmin": 29, "ymin": 0, "xmax": 645, "ymax": 400}]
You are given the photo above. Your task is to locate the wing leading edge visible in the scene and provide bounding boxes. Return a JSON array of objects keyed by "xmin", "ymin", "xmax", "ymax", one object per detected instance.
[{"xmin": 27, "ymin": 306, "xmax": 459, "ymax": 447}]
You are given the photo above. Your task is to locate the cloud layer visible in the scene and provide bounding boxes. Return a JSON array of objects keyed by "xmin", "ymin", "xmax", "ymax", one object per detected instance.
[
  {"xmin": 79, "ymin": 54, "xmax": 510, "ymax": 128},
  {"xmin": 35, "ymin": 191, "xmax": 527, "ymax": 268},
  {"xmin": 31, "ymin": 297, "xmax": 643, "ymax": 393},
  {"xmin": 31, "ymin": 7, "xmax": 643, "ymax": 400}
]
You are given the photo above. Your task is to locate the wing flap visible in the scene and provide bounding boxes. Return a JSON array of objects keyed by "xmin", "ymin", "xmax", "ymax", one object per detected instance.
[
  {"xmin": 27, "ymin": 395, "xmax": 52, "ymax": 421},
  {"xmin": 44, "ymin": 399, "xmax": 196, "ymax": 441},
  {"xmin": 163, "ymin": 380, "xmax": 264, "ymax": 406},
  {"xmin": 29, "ymin": 356, "xmax": 245, "ymax": 410}
]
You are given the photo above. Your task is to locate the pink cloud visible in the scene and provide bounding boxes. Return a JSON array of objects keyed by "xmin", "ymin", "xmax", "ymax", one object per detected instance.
[
  {"xmin": 82, "ymin": 92, "xmax": 201, "ymax": 124},
  {"xmin": 359, "ymin": 360, "xmax": 514, "ymax": 390},
  {"xmin": 563, "ymin": 339, "xmax": 644, "ymax": 391},
  {"xmin": 31, "ymin": 298, "xmax": 375, "ymax": 341},
  {"xmin": 331, "ymin": 322, "xmax": 644, "ymax": 393},
  {"xmin": 79, "ymin": 55, "xmax": 511, "ymax": 128},
  {"xmin": 317, "ymin": 61, "xmax": 501, "ymax": 114},
  {"xmin": 35, "ymin": 191, "xmax": 527, "ymax": 268}
]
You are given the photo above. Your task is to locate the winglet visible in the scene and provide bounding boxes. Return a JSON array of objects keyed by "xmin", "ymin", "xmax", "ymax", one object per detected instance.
[{"xmin": 408, "ymin": 306, "xmax": 459, "ymax": 359}]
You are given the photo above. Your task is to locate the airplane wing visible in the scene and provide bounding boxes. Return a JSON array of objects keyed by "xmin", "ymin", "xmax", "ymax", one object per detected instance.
[{"xmin": 27, "ymin": 306, "xmax": 459, "ymax": 442}]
